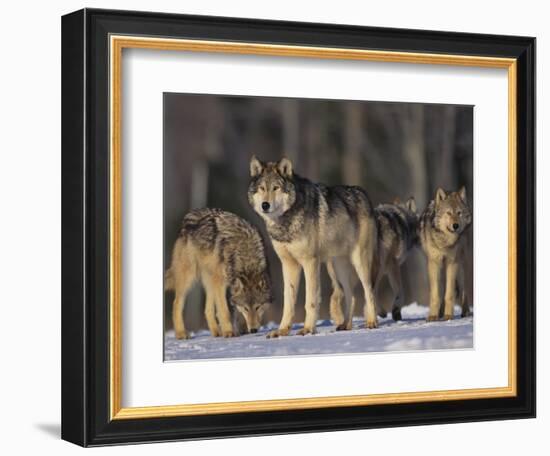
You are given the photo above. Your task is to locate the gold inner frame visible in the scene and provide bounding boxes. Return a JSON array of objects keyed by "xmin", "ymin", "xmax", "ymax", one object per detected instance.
[{"xmin": 109, "ymin": 35, "xmax": 518, "ymax": 420}]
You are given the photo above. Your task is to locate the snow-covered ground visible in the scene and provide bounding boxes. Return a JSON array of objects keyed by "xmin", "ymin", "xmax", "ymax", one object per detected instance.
[{"xmin": 164, "ymin": 303, "xmax": 473, "ymax": 361}]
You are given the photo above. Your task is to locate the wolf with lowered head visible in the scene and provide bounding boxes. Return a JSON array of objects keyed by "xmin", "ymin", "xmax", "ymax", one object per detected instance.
[
  {"xmin": 419, "ymin": 187, "xmax": 472, "ymax": 321},
  {"xmin": 248, "ymin": 156, "xmax": 381, "ymax": 337},
  {"xmin": 165, "ymin": 208, "xmax": 272, "ymax": 339}
]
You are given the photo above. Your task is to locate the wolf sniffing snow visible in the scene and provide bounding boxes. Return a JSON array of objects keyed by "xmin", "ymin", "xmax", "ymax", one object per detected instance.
[
  {"xmin": 419, "ymin": 187, "xmax": 472, "ymax": 321},
  {"xmin": 248, "ymin": 156, "xmax": 381, "ymax": 337},
  {"xmin": 165, "ymin": 208, "xmax": 272, "ymax": 339}
]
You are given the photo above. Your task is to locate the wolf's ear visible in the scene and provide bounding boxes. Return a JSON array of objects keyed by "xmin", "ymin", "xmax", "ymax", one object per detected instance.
[
  {"xmin": 458, "ymin": 186, "xmax": 467, "ymax": 203},
  {"xmin": 406, "ymin": 197, "xmax": 417, "ymax": 213},
  {"xmin": 435, "ymin": 187, "xmax": 447, "ymax": 205},
  {"xmin": 277, "ymin": 157, "xmax": 293, "ymax": 178},
  {"xmin": 250, "ymin": 156, "xmax": 264, "ymax": 177}
]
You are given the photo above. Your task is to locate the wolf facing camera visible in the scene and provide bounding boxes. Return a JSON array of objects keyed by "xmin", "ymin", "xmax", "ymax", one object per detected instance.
[
  {"xmin": 165, "ymin": 208, "xmax": 272, "ymax": 339},
  {"xmin": 248, "ymin": 156, "xmax": 381, "ymax": 337},
  {"xmin": 419, "ymin": 187, "xmax": 472, "ymax": 321}
]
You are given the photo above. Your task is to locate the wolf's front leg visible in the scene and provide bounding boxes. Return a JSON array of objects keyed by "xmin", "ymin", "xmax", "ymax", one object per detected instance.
[
  {"xmin": 204, "ymin": 292, "xmax": 220, "ymax": 337},
  {"xmin": 457, "ymin": 264, "xmax": 470, "ymax": 317},
  {"xmin": 427, "ymin": 259, "xmax": 442, "ymax": 321},
  {"xmin": 209, "ymin": 277, "xmax": 236, "ymax": 338},
  {"xmin": 387, "ymin": 259, "xmax": 403, "ymax": 321},
  {"xmin": 351, "ymin": 248, "xmax": 378, "ymax": 329},
  {"xmin": 443, "ymin": 261, "xmax": 459, "ymax": 320},
  {"xmin": 327, "ymin": 260, "xmax": 345, "ymax": 328},
  {"xmin": 362, "ymin": 282, "xmax": 378, "ymax": 329},
  {"xmin": 298, "ymin": 258, "xmax": 321, "ymax": 335},
  {"xmin": 268, "ymin": 253, "xmax": 301, "ymax": 338},
  {"xmin": 332, "ymin": 257, "xmax": 357, "ymax": 330},
  {"xmin": 171, "ymin": 275, "xmax": 195, "ymax": 340},
  {"xmin": 172, "ymin": 292, "xmax": 189, "ymax": 340}
]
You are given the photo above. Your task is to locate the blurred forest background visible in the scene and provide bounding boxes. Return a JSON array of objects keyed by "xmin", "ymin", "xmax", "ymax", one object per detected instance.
[{"xmin": 164, "ymin": 93, "xmax": 473, "ymax": 331}]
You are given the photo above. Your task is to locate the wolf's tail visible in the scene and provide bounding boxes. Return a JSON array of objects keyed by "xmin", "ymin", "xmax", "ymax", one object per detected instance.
[{"xmin": 164, "ymin": 268, "xmax": 175, "ymax": 291}]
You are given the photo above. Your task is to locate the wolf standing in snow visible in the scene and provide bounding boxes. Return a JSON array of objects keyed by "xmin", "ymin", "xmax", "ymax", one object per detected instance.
[
  {"xmin": 329, "ymin": 197, "xmax": 419, "ymax": 329},
  {"xmin": 419, "ymin": 187, "xmax": 472, "ymax": 321},
  {"xmin": 165, "ymin": 208, "xmax": 272, "ymax": 339},
  {"xmin": 374, "ymin": 197, "xmax": 420, "ymax": 320},
  {"xmin": 248, "ymin": 156, "xmax": 381, "ymax": 337}
]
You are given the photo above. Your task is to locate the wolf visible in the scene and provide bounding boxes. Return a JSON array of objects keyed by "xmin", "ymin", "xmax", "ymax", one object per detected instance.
[
  {"xmin": 248, "ymin": 156, "xmax": 380, "ymax": 337},
  {"xmin": 374, "ymin": 197, "xmax": 419, "ymax": 320},
  {"xmin": 419, "ymin": 187, "xmax": 472, "ymax": 321},
  {"xmin": 165, "ymin": 208, "xmax": 272, "ymax": 339},
  {"xmin": 328, "ymin": 197, "xmax": 419, "ymax": 328}
]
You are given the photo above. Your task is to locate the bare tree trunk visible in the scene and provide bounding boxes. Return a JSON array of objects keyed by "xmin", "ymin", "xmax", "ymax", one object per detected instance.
[
  {"xmin": 402, "ymin": 105, "xmax": 428, "ymax": 309},
  {"xmin": 403, "ymin": 104, "xmax": 427, "ymax": 208},
  {"xmin": 343, "ymin": 103, "xmax": 363, "ymax": 185},
  {"xmin": 439, "ymin": 105, "xmax": 457, "ymax": 189},
  {"xmin": 305, "ymin": 109, "xmax": 321, "ymax": 182},
  {"xmin": 190, "ymin": 157, "xmax": 209, "ymax": 211},
  {"xmin": 282, "ymin": 99, "xmax": 299, "ymax": 164},
  {"xmin": 189, "ymin": 99, "xmax": 223, "ymax": 212}
]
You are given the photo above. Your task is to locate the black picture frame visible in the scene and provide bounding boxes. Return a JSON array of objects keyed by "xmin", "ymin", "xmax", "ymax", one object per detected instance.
[{"xmin": 62, "ymin": 8, "xmax": 535, "ymax": 447}]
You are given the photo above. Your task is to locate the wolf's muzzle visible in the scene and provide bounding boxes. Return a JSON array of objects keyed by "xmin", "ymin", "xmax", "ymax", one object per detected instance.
[{"xmin": 261, "ymin": 202, "xmax": 270, "ymax": 212}]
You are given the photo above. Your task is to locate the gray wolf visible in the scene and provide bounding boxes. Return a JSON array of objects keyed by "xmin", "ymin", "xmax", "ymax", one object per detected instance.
[
  {"xmin": 419, "ymin": 187, "xmax": 472, "ymax": 321},
  {"xmin": 165, "ymin": 208, "xmax": 272, "ymax": 339},
  {"xmin": 248, "ymin": 156, "xmax": 380, "ymax": 337},
  {"xmin": 329, "ymin": 197, "xmax": 419, "ymax": 328},
  {"xmin": 374, "ymin": 197, "xmax": 419, "ymax": 320}
]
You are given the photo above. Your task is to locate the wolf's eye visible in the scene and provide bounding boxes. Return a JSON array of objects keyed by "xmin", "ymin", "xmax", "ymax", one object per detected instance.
[
  {"xmin": 259, "ymin": 186, "xmax": 266, "ymax": 192},
  {"xmin": 446, "ymin": 211, "xmax": 452, "ymax": 216},
  {"xmin": 272, "ymin": 185, "xmax": 279, "ymax": 191},
  {"xmin": 457, "ymin": 211, "xmax": 462, "ymax": 216}
]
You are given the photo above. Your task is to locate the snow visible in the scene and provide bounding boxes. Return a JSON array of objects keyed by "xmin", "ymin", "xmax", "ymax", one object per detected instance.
[{"xmin": 164, "ymin": 303, "xmax": 473, "ymax": 361}]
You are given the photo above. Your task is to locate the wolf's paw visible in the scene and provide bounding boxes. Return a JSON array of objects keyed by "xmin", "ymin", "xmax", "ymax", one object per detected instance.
[
  {"xmin": 336, "ymin": 323, "xmax": 351, "ymax": 331},
  {"xmin": 377, "ymin": 310, "xmax": 388, "ymax": 318},
  {"xmin": 365, "ymin": 319, "xmax": 378, "ymax": 329},
  {"xmin": 175, "ymin": 330, "xmax": 190, "ymax": 340},
  {"xmin": 392, "ymin": 307, "xmax": 402, "ymax": 321},
  {"xmin": 297, "ymin": 327, "xmax": 316, "ymax": 336},
  {"xmin": 266, "ymin": 327, "xmax": 290, "ymax": 339},
  {"xmin": 426, "ymin": 315, "xmax": 439, "ymax": 322},
  {"xmin": 442, "ymin": 314, "xmax": 453, "ymax": 321},
  {"xmin": 222, "ymin": 330, "xmax": 236, "ymax": 338},
  {"xmin": 209, "ymin": 328, "xmax": 221, "ymax": 337},
  {"xmin": 332, "ymin": 319, "xmax": 344, "ymax": 328}
]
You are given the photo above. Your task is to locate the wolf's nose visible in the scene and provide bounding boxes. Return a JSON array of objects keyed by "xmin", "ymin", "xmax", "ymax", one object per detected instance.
[
  {"xmin": 452, "ymin": 223, "xmax": 459, "ymax": 230},
  {"xmin": 261, "ymin": 202, "xmax": 270, "ymax": 212},
  {"xmin": 250, "ymin": 328, "xmax": 258, "ymax": 334}
]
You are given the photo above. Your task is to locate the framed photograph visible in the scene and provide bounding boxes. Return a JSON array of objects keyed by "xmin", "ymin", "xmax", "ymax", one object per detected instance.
[{"xmin": 61, "ymin": 8, "xmax": 535, "ymax": 447}]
